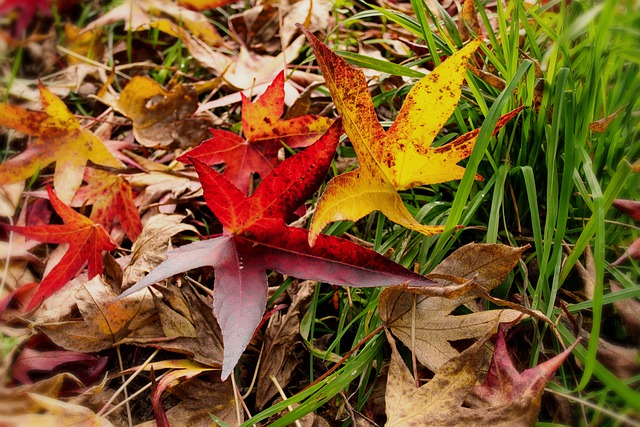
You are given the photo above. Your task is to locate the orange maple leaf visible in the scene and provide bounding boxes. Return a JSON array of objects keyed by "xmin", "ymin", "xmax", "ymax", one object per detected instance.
[
  {"xmin": 72, "ymin": 168, "xmax": 142, "ymax": 241},
  {"xmin": 0, "ymin": 83, "xmax": 123, "ymax": 204},
  {"xmin": 5, "ymin": 186, "xmax": 116, "ymax": 311},
  {"xmin": 179, "ymin": 70, "xmax": 334, "ymax": 194},
  {"xmin": 298, "ymin": 27, "xmax": 522, "ymax": 244}
]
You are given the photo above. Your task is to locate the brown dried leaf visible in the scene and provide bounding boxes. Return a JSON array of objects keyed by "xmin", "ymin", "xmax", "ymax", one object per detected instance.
[
  {"xmin": 166, "ymin": 378, "xmax": 242, "ymax": 427},
  {"xmin": 38, "ymin": 276, "xmax": 156, "ymax": 352},
  {"xmin": 256, "ymin": 280, "xmax": 316, "ymax": 409},
  {"xmin": 122, "ymin": 214, "xmax": 198, "ymax": 290},
  {"xmin": 589, "ymin": 105, "xmax": 626, "ymax": 133},
  {"xmin": 380, "ymin": 243, "xmax": 527, "ymax": 371},
  {"xmin": 610, "ymin": 281, "xmax": 640, "ymax": 343}
]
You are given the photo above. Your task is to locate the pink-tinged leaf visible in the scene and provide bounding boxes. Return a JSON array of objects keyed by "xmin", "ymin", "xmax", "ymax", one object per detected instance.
[
  {"xmin": 613, "ymin": 199, "xmax": 640, "ymax": 221},
  {"xmin": 611, "ymin": 237, "xmax": 640, "ymax": 266},
  {"xmin": 178, "ymin": 70, "xmax": 333, "ymax": 194},
  {"xmin": 4, "ymin": 186, "xmax": 116, "ymax": 311},
  {"xmin": 0, "ymin": 0, "xmax": 50, "ymax": 36},
  {"xmin": 118, "ymin": 120, "xmax": 435, "ymax": 379},
  {"xmin": 473, "ymin": 325, "xmax": 579, "ymax": 410},
  {"xmin": 12, "ymin": 335, "xmax": 108, "ymax": 386}
]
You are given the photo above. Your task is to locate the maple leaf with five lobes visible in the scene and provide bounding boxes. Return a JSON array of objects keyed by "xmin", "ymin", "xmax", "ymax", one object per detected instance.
[
  {"xmin": 71, "ymin": 168, "xmax": 143, "ymax": 242},
  {"xmin": 298, "ymin": 26, "xmax": 523, "ymax": 245},
  {"xmin": 0, "ymin": 83, "xmax": 123, "ymax": 204},
  {"xmin": 5, "ymin": 185, "xmax": 117, "ymax": 311},
  {"xmin": 178, "ymin": 70, "xmax": 333, "ymax": 194},
  {"xmin": 117, "ymin": 120, "xmax": 435, "ymax": 380}
]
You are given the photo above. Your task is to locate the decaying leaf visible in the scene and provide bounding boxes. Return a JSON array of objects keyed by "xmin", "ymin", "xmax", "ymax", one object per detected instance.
[
  {"xmin": 611, "ymin": 199, "xmax": 640, "ymax": 265},
  {"xmin": 380, "ymin": 243, "xmax": 527, "ymax": 371},
  {"xmin": 385, "ymin": 326, "xmax": 578, "ymax": 427},
  {"xmin": 256, "ymin": 280, "xmax": 316, "ymax": 409},
  {"xmin": 5, "ymin": 186, "xmax": 116, "ymax": 311},
  {"xmin": 99, "ymin": 76, "xmax": 204, "ymax": 148},
  {"xmin": 117, "ymin": 120, "xmax": 435, "ymax": 379},
  {"xmin": 180, "ymin": 70, "xmax": 333, "ymax": 194},
  {"xmin": 610, "ymin": 281, "xmax": 640, "ymax": 343},
  {"xmin": 0, "ymin": 83, "xmax": 123, "ymax": 203},
  {"xmin": 122, "ymin": 214, "xmax": 198, "ymax": 289},
  {"xmin": 37, "ymin": 276, "xmax": 156, "ymax": 353},
  {"xmin": 298, "ymin": 26, "xmax": 522, "ymax": 244},
  {"xmin": 166, "ymin": 378, "xmax": 241, "ymax": 427}
]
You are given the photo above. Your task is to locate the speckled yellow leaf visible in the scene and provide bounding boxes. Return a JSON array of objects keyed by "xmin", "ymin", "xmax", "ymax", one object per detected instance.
[
  {"xmin": 0, "ymin": 83, "xmax": 122, "ymax": 204},
  {"xmin": 299, "ymin": 26, "xmax": 521, "ymax": 244}
]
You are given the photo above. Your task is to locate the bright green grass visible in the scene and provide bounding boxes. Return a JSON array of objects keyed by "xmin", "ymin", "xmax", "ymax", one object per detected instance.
[{"xmin": 244, "ymin": 0, "xmax": 639, "ymax": 425}]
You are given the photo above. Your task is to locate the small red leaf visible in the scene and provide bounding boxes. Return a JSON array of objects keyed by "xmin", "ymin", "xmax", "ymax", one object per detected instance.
[{"xmin": 5, "ymin": 185, "xmax": 116, "ymax": 311}]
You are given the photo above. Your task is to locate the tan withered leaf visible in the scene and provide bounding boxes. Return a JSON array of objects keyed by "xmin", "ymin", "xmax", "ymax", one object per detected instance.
[
  {"xmin": 38, "ymin": 276, "xmax": 156, "ymax": 353},
  {"xmin": 380, "ymin": 243, "xmax": 527, "ymax": 372},
  {"xmin": 385, "ymin": 331, "xmax": 488, "ymax": 426},
  {"xmin": 122, "ymin": 214, "xmax": 198, "ymax": 290},
  {"xmin": 99, "ymin": 76, "xmax": 204, "ymax": 148},
  {"xmin": 166, "ymin": 378, "xmax": 241, "ymax": 427}
]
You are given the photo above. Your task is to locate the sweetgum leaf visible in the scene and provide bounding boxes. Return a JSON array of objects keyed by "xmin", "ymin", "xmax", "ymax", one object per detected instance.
[
  {"xmin": 5, "ymin": 186, "xmax": 116, "ymax": 311},
  {"xmin": 179, "ymin": 70, "xmax": 333, "ymax": 194},
  {"xmin": 117, "ymin": 120, "xmax": 435, "ymax": 379},
  {"xmin": 297, "ymin": 26, "xmax": 522, "ymax": 244},
  {"xmin": 0, "ymin": 83, "xmax": 123, "ymax": 204}
]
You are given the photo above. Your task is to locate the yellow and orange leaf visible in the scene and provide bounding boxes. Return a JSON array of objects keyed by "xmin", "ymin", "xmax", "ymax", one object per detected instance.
[
  {"xmin": 0, "ymin": 83, "xmax": 122, "ymax": 204},
  {"xmin": 298, "ymin": 26, "xmax": 521, "ymax": 244}
]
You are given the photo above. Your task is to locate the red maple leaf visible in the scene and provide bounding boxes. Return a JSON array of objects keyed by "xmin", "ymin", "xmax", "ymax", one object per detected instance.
[
  {"xmin": 117, "ymin": 120, "xmax": 434, "ymax": 379},
  {"xmin": 0, "ymin": 0, "xmax": 50, "ymax": 36},
  {"xmin": 5, "ymin": 185, "xmax": 116, "ymax": 311},
  {"xmin": 72, "ymin": 168, "xmax": 142, "ymax": 242},
  {"xmin": 178, "ymin": 70, "xmax": 333, "ymax": 194}
]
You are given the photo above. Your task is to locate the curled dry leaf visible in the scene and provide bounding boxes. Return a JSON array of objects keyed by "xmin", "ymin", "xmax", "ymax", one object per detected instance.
[
  {"xmin": 37, "ymin": 276, "xmax": 156, "ymax": 353},
  {"xmin": 122, "ymin": 214, "xmax": 198, "ymax": 289},
  {"xmin": 380, "ymin": 243, "xmax": 528, "ymax": 372},
  {"xmin": 99, "ymin": 76, "xmax": 205, "ymax": 148},
  {"xmin": 610, "ymin": 281, "xmax": 640, "ymax": 343},
  {"xmin": 385, "ymin": 326, "xmax": 578, "ymax": 427}
]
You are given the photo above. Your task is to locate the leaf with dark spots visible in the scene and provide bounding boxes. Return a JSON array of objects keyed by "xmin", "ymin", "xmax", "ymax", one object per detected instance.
[
  {"xmin": 298, "ymin": 25, "xmax": 522, "ymax": 244},
  {"xmin": 179, "ymin": 70, "xmax": 334, "ymax": 194},
  {"xmin": 117, "ymin": 120, "xmax": 435, "ymax": 379}
]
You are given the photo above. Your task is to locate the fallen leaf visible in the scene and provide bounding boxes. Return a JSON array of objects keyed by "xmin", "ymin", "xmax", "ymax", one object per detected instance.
[
  {"xmin": 166, "ymin": 377, "xmax": 241, "ymax": 427},
  {"xmin": 385, "ymin": 330, "xmax": 488, "ymax": 426},
  {"xmin": 179, "ymin": 70, "xmax": 333, "ymax": 194},
  {"xmin": 0, "ymin": 181, "xmax": 25, "ymax": 217},
  {"xmin": 82, "ymin": 0, "xmax": 222, "ymax": 47},
  {"xmin": 37, "ymin": 276, "xmax": 156, "ymax": 353},
  {"xmin": 12, "ymin": 334, "xmax": 108, "ymax": 385},
  {"xmin": 178, "ymin": 0, "xmax": 240, "ymax": 9},
  {"xmin": 589, "ymin": 105, "xmax": 626, "ymax": 133},
  {"xmin": 0, "ymin": 83, "xmax": 123, "ymax": 203},
  {"xmin": 385, "ymin": 326, "xmax": 578, "ymax": 427},
  {"xmin": 131, "ymin": 359, "xmax": 217, "ymax": 427},
  {"xmin": 471, "ymin": 325, "xmax": 580, "ymax": 425},
  {"xmin": 612, "ymin": 199, "xmax": 640, "ymax": 221},
  {"xmin": 71, "ymin": 168, "xmax": 142, "ymax": 241},
  {"xmin": 122, "ymin": 214, "xmax": 198, "ymax": 289},
  {"xmin": 256, "ymin": 280, "xmax": 316, "ymax": 409},
  {"xmin": 380, "ymin": 243, "xmax": 527, "ymax": 371},
  {"xmin": 4, "ymin": 186, "xmax": 116, "ymax": 311},
  {"xmin": 99, "ymin": 76, "xmax": 202, "ymax": 148},
  {"xmin": 0, "ymin": 393, "xmax": 114, "ymax": 427},
  {"xmin": 610, "ymin": 281, "xmax": 640, "ymax": 343},
  {"xmin": 298, "ymin": 26, "xmax": 522, "ymax": 244},
  {"xmin": 117, "ymin": 120, "xmax": 435, "ymax": 379},
  {"xmin": 0, "ymin": 0, "xmax": 50, "ymax": 36}
]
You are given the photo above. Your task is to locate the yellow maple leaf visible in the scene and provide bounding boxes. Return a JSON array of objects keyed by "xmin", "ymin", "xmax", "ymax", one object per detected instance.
[
  {"xmin": 298, "ymin": 26, "xmax": 521, "ymax": 245},
  {"xmin": 0, "ymin": 83, "xmax": 122, "ymax": 203}
]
